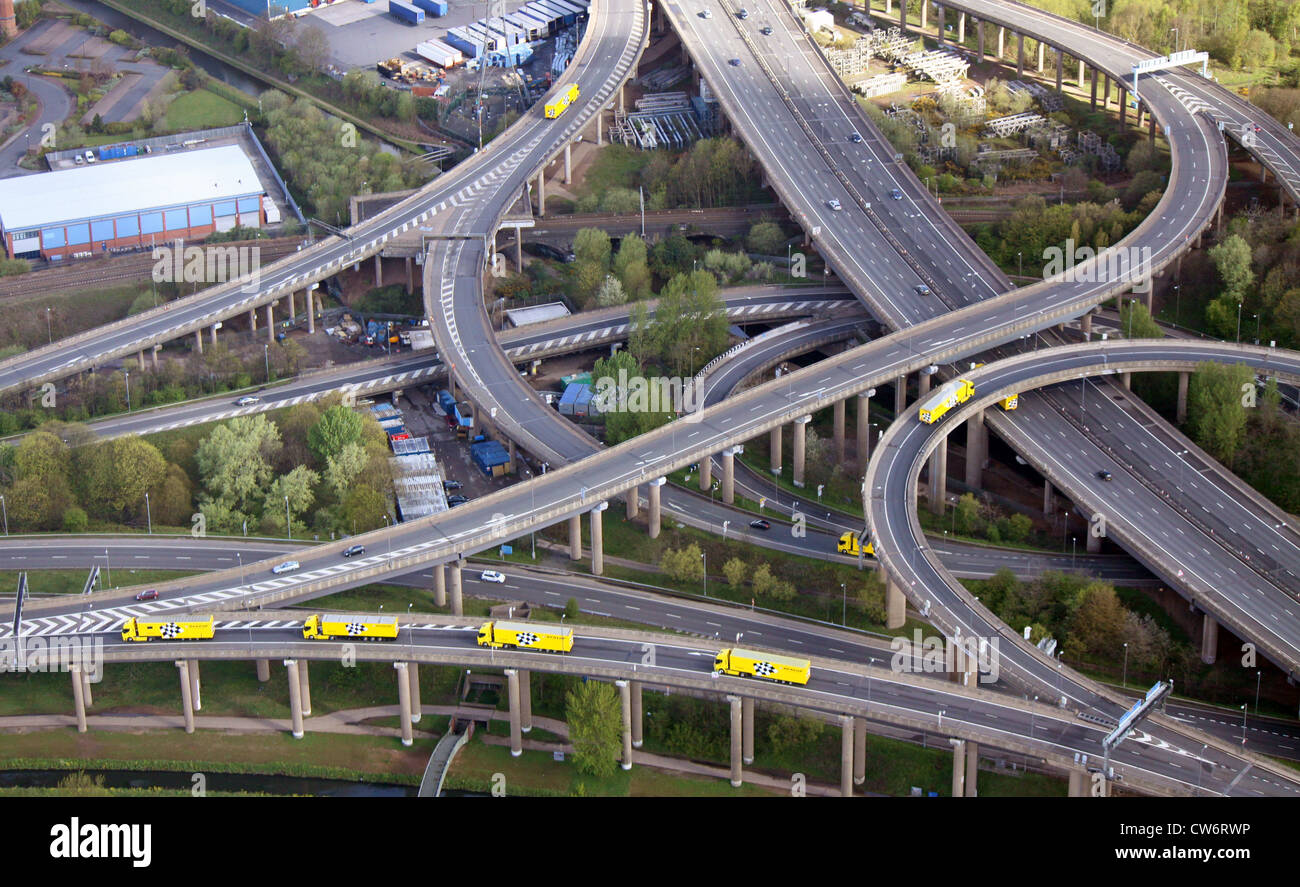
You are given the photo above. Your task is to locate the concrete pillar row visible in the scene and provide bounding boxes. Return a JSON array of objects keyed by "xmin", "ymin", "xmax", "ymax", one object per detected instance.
[
  {"xmin": 409, "ymin": 662, "xmax": 422, "ymax": 724},
  {"xmin": 590, "ymin": 502, "xmax": 607, "ymax": 576},
  {"xmin": 630, "ymin": 680, "xmax": 644, "ymax": 748},
  {"xmin": 617, "ymin": 679, "xmax": 633, "ymax": 770},
  {"xmin": 853, "ymin": 717, "xmax": 866, "ymax": 785},
  {"xmin": 792, "ymin": 415, "xmax": 811, "ymax": 488},
  {"xmin": 648, "ymin": 477, "xmax": 665, "ymax": 539},
  {"xmin": 833, "ymin": 398, "xmax": 846, "ymax": 465},
  {"xmin": 256, "ymin": 659, "xmax": 270, "ymax": 682},
  {"xmin": 770, "ymin": 425, "xmax": 782, "ymax": 473},
  {"xmin": 742, "ymin": 696, "xmax": 754, "ymax": 765},
  {"xmin": 448, "ymin": 561, "xmax": 463, "ymax": 616},
  {"xmin": 728, "ymin": 694, "xmax": 743, "ymax": 787},
  {"xmin": 395, "ymin": 662, "xmax": 413, "ymax": 747},
  {"xmin": 1201, "ymin": 613, "xmax": 1219, "ymax": 664},
  {"xmin": 519, "ymin": 668, "xmax": 532, "ymax": 733},
  {"xmin": 433, "ymin": 564, "xmax": 447, "ymax": 608},
  {"xmin": 71, "ymin": 664, "xmax": 88, "ymax": 733},
  {"xmin": 886, "ymin": 578, "xmax": 906, "ymax": 629},
  {"xmin": 506, "ymin": 668, "xmax": 523, "ymax": 756},
  {"xmin": 569, "ymin": 514, "xmax": 583, "ymax": 559},
  {"xmin": 840, "ymin": 715, "xmax": 855, "ymax": 797},
  {"xmin": 284, "ymin": 659, "xmax": 303, "ymax": 739},
  {"xmin": 1177, "ymin": 371, "xmax": 1189, "ymax": 425}
]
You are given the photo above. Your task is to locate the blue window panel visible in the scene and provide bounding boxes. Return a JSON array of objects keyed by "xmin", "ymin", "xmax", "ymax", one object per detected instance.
[
  {"xmin": 164, "ymin": 208, "xmax": 188, "ymax": 230},
  {"xmin": 115, "ymin": 215, "xmax": 140, "ymax": 237},
  {"xmin": 67, "ymin": 224, "xmax": 90, "ymax": 245},
  {"xmin": 236, "ymin": 196, "xmax": 260, "ymax": 213},
  {"xmin": 141, "ymin": 212, "xmax": 164, "ymax": 235},
  {"xmin": 91, "ymin": 220, "xmax": 114, "ymax": 241},
  {"xmin": 189, "ymin": 204, "xmax": 212, "ymax": 225},
  {"xmin": 41, "ymin": 227, "xmax": 66, "ymax": 248},
  {"xmin": 214, "ymin": 200, "xmax": 237, "ymax": 217}
]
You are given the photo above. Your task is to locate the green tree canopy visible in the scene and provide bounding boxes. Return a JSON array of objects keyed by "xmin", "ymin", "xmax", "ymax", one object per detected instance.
[{"xmin": 565, "ymin": 680, "xmax": 622, "ymax": 778}]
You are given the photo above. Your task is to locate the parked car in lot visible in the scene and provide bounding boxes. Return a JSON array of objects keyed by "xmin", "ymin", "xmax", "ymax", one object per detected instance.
[
  {"xmin": 480, "ymin": 570, "xmax": 506, "ymax": 583},
  {"xmin": 443, "ymin": 480, "xmax": 463, "ymax": 490},
  {"xmin": 749, "ymin": 519, "xmax": 771, "ymax": 531},
  {"xmin": 342, "ymin": 544, "xmax": 365, "ymax": 557},
  {"xmin": 235, "ymin": 395, "xmax": 260, "ymax": 406},
  {"xmin": 447, "ymin": 495, "xmax": 469, "ymax": 506},
  {"xmin": 135, "ymin": 589, "xmax": 159, "ymax": 601},
  {"xmin": 271, "ymin": 560, "xmax": 300, "ymax": 575}
]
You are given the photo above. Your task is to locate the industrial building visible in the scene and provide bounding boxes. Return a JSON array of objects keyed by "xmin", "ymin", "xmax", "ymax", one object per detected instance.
[{"xmin": 0, "ymin": 145, "xmax": 268, "ymax": 260}]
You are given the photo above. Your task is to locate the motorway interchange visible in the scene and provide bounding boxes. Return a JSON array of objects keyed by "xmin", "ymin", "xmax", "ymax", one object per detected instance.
[{"xmin": 6, "ymin": 0, "xmax": 1300, "ymax": 796}]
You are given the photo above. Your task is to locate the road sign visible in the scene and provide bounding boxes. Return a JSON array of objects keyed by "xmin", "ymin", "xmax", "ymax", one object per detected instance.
[
  {"xmin": 500, "ymin": 545, "xmax": 513, "ymax": 556},
  {"xmin": 82, "ymin": 565, "xmax": 100, "ymax": 596},
  {"xmin": 12, "ymin": 572, "xmax": 26, "ymax": 638}
]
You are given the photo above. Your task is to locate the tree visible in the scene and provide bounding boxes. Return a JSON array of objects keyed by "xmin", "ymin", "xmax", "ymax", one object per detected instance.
[
  {"xmin": 1118, "ymin": 298, "xmax": 1162, "ymax": 339},
  {"xmin": 4, "ymin": 475, "xmax": 71, "ymax": 530},
  {"xmin": 747, "ymin": 221, "xmax": 785, "ymax": 256},
  {"xmin": 196, "ymin": 414, "xmax": 282, "ymax": 514},
  {"xmin": 324, "ymin": 442, "xmax": 370, "ymax": 499},
  {"xmin": 612, "ymin": 234, "xmax": 651, "ymax": 301},
  {"xmin": 1064, "ymin": 582, "xmax": 1129, "ymax": 660},
  {"xmin": 62, "ymin": 506, "xmax": 88, "ymax": 533},
  {"xmin": 1207, "ymin": 235, "xmax": 1254, "ymax": 300},
  {"xmin": 79, "ymin": 437, "xmax": 167, "ymax": 521},
  {"xmin": 1185, "ymin": 362, "xmax": 1254, "ymax": 464},
  {"xmin": 308, "ymin": 405, "xmax": 367, "ymax": 465},
  {"xmin": 14, "ymin": 431, "xmax": 69, "ymax": 486},
  {"xmin": 565, "ymin": 597, "xmax": 581, "ymax": 620},
  {"xmin": 594, "ymin": 274, "xmax": 627, "ymax": 307},
  {"xmin": 661, "ymin": 544, "xmax": 705, "ymax": 584},
  {"xmin": 149, "ymin": 464, "xmax": 193, "ymax": 528},
  {"xmin": 573, "ymin": 228, "xmax": 612, "ymax": 270},
  {"xmin": 337, "ymin": 485, "xmax": 388, "ymax": 535},
  {"xmin": 722, "ymin": 557, "xmax": 748, "ymax": 590},
  {"xmin": 565, "ymin": 680, "xmax": 622, "ymax": 778},
  {"xmin": 265, "ymin": 465, "xmax": 320, "ymax": 535},
  {"xmin": 953, "ymin": 493, "xmax": 981, "ymax": 535}
]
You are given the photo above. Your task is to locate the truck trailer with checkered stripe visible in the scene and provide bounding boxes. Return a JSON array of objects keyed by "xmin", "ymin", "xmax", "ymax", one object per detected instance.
[
  {"xmin": 476, "ymin": 620, "xmax": 574, "ymax": 652},
  {"xmin": 917, "ymin": 378, "xmax": 975, "ymax": 424},
  {"xmin": 121, "ymin": 615, "xmax": 215, "ymax": 643},
  {"xmin": 713, "ymin": 648, "xmax": 811, "ymax": 685},
  {"xmin": 303, "ymin": 613, "xmax": 400, "ymax": 640}
]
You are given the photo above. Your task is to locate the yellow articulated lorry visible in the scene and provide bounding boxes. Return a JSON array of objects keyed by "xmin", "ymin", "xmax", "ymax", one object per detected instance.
[
  {"xmin": 837, "ymin": 530, "xmax": 875, "ymax": 558},
  {"xmin": 476, "ymin": 620, "xmax": 574, "ymax": 653},
  {"xmin": 121, "ymin": 615, "xmax": 215, "ymax": 643},
  {"xmin": 302, "ymin": 613, "xmax": 399, "ymax": 641},
  {"xmin": 713, "ymin": 648, "xmax": 812, "ymax": 685},
  {"xmin": 544, "ymin": 83, "xmax": 580, "ymax": 119},
  {"xmin": 918, "ymin": 378, "xmax": 975, "ymax": 424}
]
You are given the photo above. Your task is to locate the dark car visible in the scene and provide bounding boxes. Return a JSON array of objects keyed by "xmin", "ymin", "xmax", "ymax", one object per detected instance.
[
  {"xmin": 443, "ymin": 480, "xmax": 463, "ymax": 490},
  {"xmin": 135, "ymin": 589, "xmax": 159, "ymax": 602},
  {"xmin": 342, "ymin": 544, "xmax": 366, "ymax": 557},
  {"xmin": 760, "ymin": 25, "xmax": 772, "ymax": 35},
  {"xmin": 915, "ymin": 284, "xmax": 931, "ymax": 296},
  {"xmin": 850, "ymin": 131, "xmax": 862, "ymax": 143},
  {"xmin": 890, "ymin": 188, "xmax": 903, "ymax": 200},
  {"xmin": 749, "ymin": 519, "xmax": 771, "ymax": 531},
  {"xmin": 1096, "ymin": 470, "xmax": 1113, "ymax": 481},
  {"xmin": 447, "ymin": 495, "xmax": 469, "ymax": 506},
  {"xmin": 729, "ymin": 58, "xmax": 741, "ymax": 66}
]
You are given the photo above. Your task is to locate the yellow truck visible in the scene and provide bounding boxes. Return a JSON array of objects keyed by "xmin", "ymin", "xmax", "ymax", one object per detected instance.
[
  {"xmin": 999, "ymin": 393, "xmax": 1019, "ymax": 411},
  {"xmin": 918, "ymin": 378, "xmax": 975, "ymax": 424},
  {"xmin": 121, "ymin": 615, "xmax": 215, "ymax": 643},
  {"xmin": 714, "ymin": 648, "xmax": 811, "ymax": 685},
  {"xmin": 544, "ymin": 83, "xmax": 580, "ymax": 119},
  {"xmin": 476, "ymin": 620, "xmax": 574, "ymax": 653},
  {"xmin": 302, "ymin": 613, "xmax": 399, "ymax": 641},
  {"xmin": 837, "ymin": 530, "xmax": 875, "ymax": 558}
]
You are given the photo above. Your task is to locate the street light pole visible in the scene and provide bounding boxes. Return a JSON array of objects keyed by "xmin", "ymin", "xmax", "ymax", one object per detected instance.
[
  {"xmin": 124, "ymin": 370, "xmax": 130, "ymax": 412},
  {"xmin": 701, "ymin": 551, "xmax": 707, "ymax": 598},
  {"xmin": 841, "ymin": 582, "xmax": 847, "ymax": 625},
  {"xmin": 144, "ymin": 492, "xmax": 151, "ymax": 534},
  {"xmin": 1122, "ymin": 642, "xmax": 1129, "ymax": 687},
  {"xmin": 284, "ymin": 495, "xmax": 291, "ymax": 540},
  {"xmin": 1236, "ymin": 301, "xmax": 1243, "ymax": 344},
  {"xmin": 1, "ymin": 495, "xmax": 7, "ymax": 535}
]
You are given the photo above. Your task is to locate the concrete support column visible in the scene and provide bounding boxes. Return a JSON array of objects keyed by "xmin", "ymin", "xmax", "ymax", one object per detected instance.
[
  {"xmin": 1090, "ymin": 73, "xmax": 1097, "ymax": 109},
  {"xmin": 1201, "ymin": 613, "xmax": 1219, "ymax": 664},
  {"xmin": 433, "ymin": 564, "xmax": 447, "ymax": 608},
  {"xmin": 514, "ymin": 228, "xmax": 523, "ymax": 273},
  {"xmin": 997, "ymin": 25, "xmax": 1004, "ymax": 59},
  {"xmin": 934, "ymin": 5, "xmax": 942, "ymax": 42},
  {"xmin": 1177, "ymin": 371, "xmax": 1189, "ymax": 424},
  {"xmin": 977, "ymin": 18, "xmax": 984, "ymax": 59},
  {"xmin": 626, "ymin": 484, "xmax": 640, "ymax": 520},
  {"xmin": 1087, "ymin": 528, "xmax": 1101, "ymax": 553},
  {"xmin": 648, "ymin": 477, "xmax": 664, "ymax": 539},
  {"xmin": 899, "ymin": 0, "xmax": 905, "ymax": 30},
  {"xmin": 1137, "ymin": 104, "xmax": 1146, "ymax": 128},
  {"xmin": 1069, "ymin": 769, "xmax": 1088, "ymax": 797},
  {"xmin": 1120, "ymin": 87, "xmax": 1128, "ymax": 125},
  {"xmin": 209, "ymin": 325, "xmax": 218, "ymax": 345},
  {"xmin": 306, "ymin": 290, "xmax": 316, "ymax": 333},
  {"xmin": 1016, "ymin": 32, "xmax": 1024, "ymax": 77},
  {"xmin": 1121, "ymin": 371, "xmax": 1132, "ymax": 390},
  {"xmin": 965, "ymin": 409, "xmax": 986, "ymax": 489},
  {"xmin": 742, "ymin": 696, "xmax": 754, "ymax": 764},
  {"xmin": 1150, "ymin": 108, "xmax": 1157, "ymax": 142},
  {"xmin": 518, "ymin": 668, "xmax": 531, "ymax": 733},
  {"xmin": 151, "ymin": 345, "xmax": 159, "ymax": 369},
  {"xmin": 965, "ymin": 741, "xmax": 979, "ymax": 796},
  {"xmin": 833, "ymin": 398, "xmax": 846, "ymax": 464},
  {"xmin": 407, "ymin": 257, "xmax": 414, "ymax": 291},
  {"xmin": 537, "ymin": 171, "xmax": 546, "ymax": 216},
  {"xmin": 564, "ymin": 142, "xmax": 572, "ymax": 184},
  {"xmin": 951, "ymin": 738, "xmax": 966, "ymax": 797},
  {"xmin": 1036, "ymin": 40, "xmax": 1044, "ymax": 73},
  {"xmin": 448, "ymin": 561, "xmax": 463, "ymax": 616},
  {"xmin": 506, "ymin": 668, "xmax": 523, "ymax": 757},
  {"xmin": 958, "ymin": 11, "xmax": 964, "ymax": 43},
  {"xmin": 792, "ymin": 415, "xmax": 811, "ymax": 487},
  {"xmin": 698, "ymin": 453, "xmax": 712, "ymax": 491},
  {"xmin": 840, "ymin": 715, "xmax": 854, "ymax": 796},
  {"xmin": 1043, "ymin": 479, "xmax": 1054, "ymax": 515},
  {"xmin": 918, "ymin": 371, "xmax": 931, "ymax": 400},
  {"xmin": 770, "ymin": 425, "xmax": 782, "ymax": 473},
  {"xmin": 374, "ymin": 254, "xmax": 383, "ymax": 287},
  {"xmin": 194, "ymin": 329, "xmax": 203, "ymax": 354},
  {"xmin": 408, "ymin": 662, "xmax": 421, "ymax": 724},
  {"xmin": 286, "ymin": 289, "xmax": 295, "ymax": 321},
  {"xmin": 1102, "ymin": 73, "xmax": 1110, "ymax": 107},
  {"xmin": 617, "ymin": 679, "xmax": 633, "ymax": 770},
  {"xmin": 590, "ymin": 502, "xmax": 606, "ymax": 576},
  {"xmin": 284, "ymin": 659, "xmax": 303, "ymax": 739},
  {"xmin": 248, "ymin": 308, "xmax": 257, "ymax": 331},
  {"xmin": 920, "ymin": 0, "xmax": 926, "ymax": 29},
  {"xmin": 188, "ymin": 659, "xmax": 202, "ymax": 712},
  {"xmin": 886, "ymin": 578, "xmax": 906, "ymax": 629},
  {"xmin": 728, "ymin": 695, "xmax": 743, "ymax": 787},
  {"xmin": 71, "ymin": 664, "xmax": 88, "ymax": 733},
  {"xmin": 265, "ymin": 303, "xmax": 275, "ymax": 343},
  {"xmin": 928, "ymin": 437, "xmax": 947, "ymax": 515},
  {"xmin": 137, "ymin": 350, "xmax": 146, "ymax": 370},
  {"xmin": 175, "ymin": 660, "xmax": 195, "ymax": 734},
  {"xmin": 857, "ymin": 392, "xmax": 872, "ymax": 476},
  {"xmin": 1055, "ymin": 48, "xmax": 1063, "ymax": 91},
  {"xmin": 1080, "ymin": 311, "xmax": 1092, "ymax": 337},
  {"xmin": 721, "ymin": 447, "xmax": 736, "ymax": 505},
  {"xmin": 296, "ymin": 660, "xmax": 311, "ymax": 714},
  {"xmin": 631, "ymin": 680, "xmax": 644, "ymax": 748},
  {"xmin": 256, "ymin": 659, "xmax": 270, "ymax": 682},
  {"xmin": 82, "ymin": 667, "xmax": 93, "ymax": 709},
  {"xmin": 895, "ymin": 374, "xmax": 907, "ymax": 415},
  {"xmin": 853, "ymin": 717, "xmax": 866, "ymax": 785},
  {"xmin": 569, "ymin": 514, "xmax": 582, "ymax": 559},
  {"xmin": 394, "ymin": 662, "xmax": 413, "ymax": 747}
]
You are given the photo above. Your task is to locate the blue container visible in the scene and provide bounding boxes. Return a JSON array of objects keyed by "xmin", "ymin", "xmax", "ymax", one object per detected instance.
[
  {"xmin": 389, "ymin": 0, "xmax": 425, "ymax": 25},
  {"xmin": 412, "ymin": 0, "xmax": 446, "ymax": 15}
]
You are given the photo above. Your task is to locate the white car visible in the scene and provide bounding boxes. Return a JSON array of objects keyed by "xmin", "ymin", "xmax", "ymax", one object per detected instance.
[
  {"xmin": 235, "ymin": 395, "xmax": 260, "ymax": 406},
  {"xmin": 480, "ymin": 570, "xmax": 506, "ymax": 584},
  {"xmin": 699, "ymin": 8, "xmax": 711, "ymax": 17},
  {"xmin": 827, "ymin": 198, "xmax": 842, "ymax": 211},
  {"xmin": 84, "ymin": 150, "xmax": 96, "ymax": 164},
  {"xmin": 271, "ymin": 560, "xmax": 300, "ymax": 575}
]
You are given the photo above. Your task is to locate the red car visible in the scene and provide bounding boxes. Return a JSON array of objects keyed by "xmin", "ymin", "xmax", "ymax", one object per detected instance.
[{"xmin": 135, "ymin": 589, "xmax": 159, "ymax": 601}]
